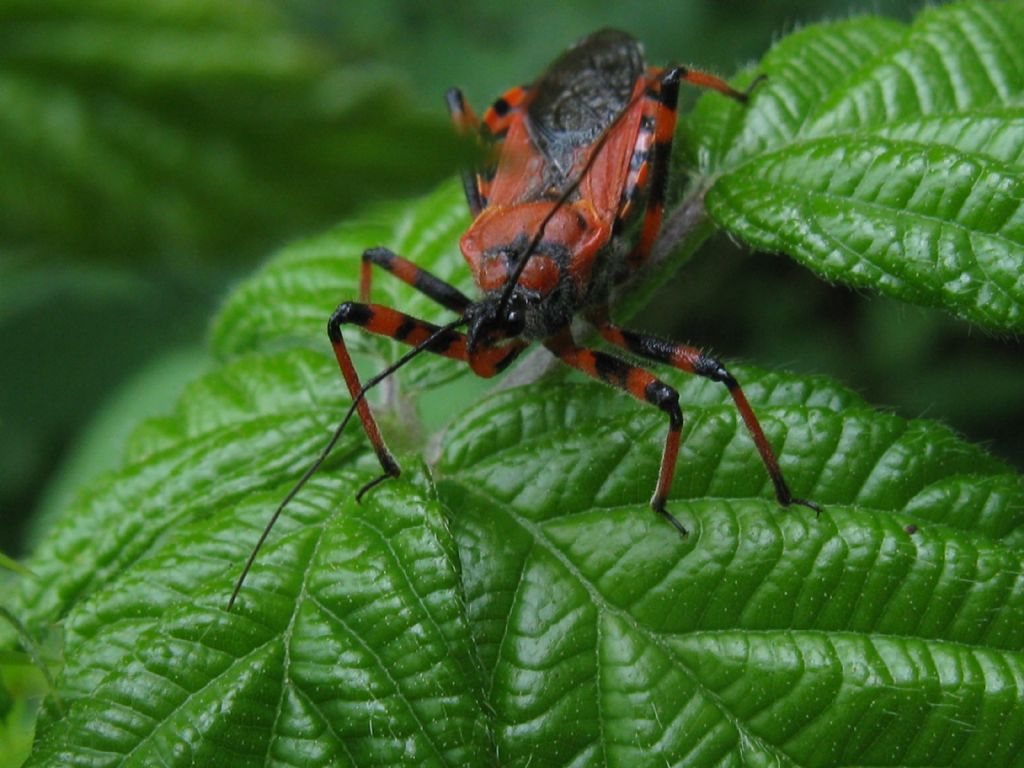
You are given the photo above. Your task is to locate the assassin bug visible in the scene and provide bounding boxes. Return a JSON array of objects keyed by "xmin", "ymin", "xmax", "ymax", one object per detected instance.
[{"xmin": 229, "ymin": 29, "xmax": 819, "ymax": 609}]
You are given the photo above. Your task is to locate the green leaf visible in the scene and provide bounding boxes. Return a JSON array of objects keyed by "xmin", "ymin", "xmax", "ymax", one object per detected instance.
[
  {"xmin": 435, "ymin": 372, "xmax": 1024, "ymax": 765},
  {"xmin": 13, "ymin": 325, "xmax": 1023, "ymax": 765},
  {"xmin": 7, "ymin": 349, "xmax": 354, "ymax": 635},
  {"xmin": 8, "ymin": 337, "xmax": 492, "ymax": 766},
  {"xmin": 13, "ymin": 349, "xmax": 1024, "ymax": 765},
  {"xmin": 28, "ymin": 477, "xmax": 492, "ymax": 767},
  {"xmin": 689, "ymin": 1, "xmax": 1024, "ymax": 331}
]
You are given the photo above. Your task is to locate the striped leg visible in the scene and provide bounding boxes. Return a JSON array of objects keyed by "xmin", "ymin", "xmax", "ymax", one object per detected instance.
[
  {"xmin": 445, "ymin": 87, "xmax": 486, "ymax": 216},
  {"xmin": 596, "ymin": 320, "xmax": 820, "ymax": 514},
  {"xmin": 329, "ymin": 302, "xmax": 525, "ymax": 492},
  {"xmin": 544, "ymin": 329, "xmax": 688, "ymax": 534},
  {"xmin": 479, "ymin": 83, "xmax": 531, "ymax": 139},
  {"xmin": 360, "ymin": 246, "xmax": 471, "ymax": 313},
  {"xmin": 627, "ymin": 67, "xmax": 682, "ymax": 269},
  {"xmin": 624, "ymin": 67, "xmax": 764, "ymax": 270}
]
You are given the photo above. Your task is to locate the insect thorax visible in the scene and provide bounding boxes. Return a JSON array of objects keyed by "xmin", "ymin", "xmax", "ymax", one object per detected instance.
[{"xmin": 461, "ymin": 198, "xmax": 630, "ymax": 339}]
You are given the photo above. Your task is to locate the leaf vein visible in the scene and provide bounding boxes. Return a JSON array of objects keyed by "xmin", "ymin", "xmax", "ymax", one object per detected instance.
[
  {"xmin": 308, "ymin": 593, "xmax": 453, "ymax": 766},
  {"xmin": 455, "ymin": 482, "xmax": 801, "ymax": 766}
]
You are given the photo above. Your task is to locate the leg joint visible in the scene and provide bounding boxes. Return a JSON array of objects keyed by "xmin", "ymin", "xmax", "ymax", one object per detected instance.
[
  {"xmin": 328, "ymin": 301, "xmax": 372, "ymax": 342},
  {"xmin": 664, "ymin": 67, "xmax": 684, "ymax": 86},
  {"xmin": 645, "ymin": 381, "xmax": 683, "ymax": 429},
  {"xmin": 695, "ymin": 354, "xmax": 738, "ymax": 389},
  {"xmin": 362, "ymin": 246, "xmax": 394, "ymax": 267}
]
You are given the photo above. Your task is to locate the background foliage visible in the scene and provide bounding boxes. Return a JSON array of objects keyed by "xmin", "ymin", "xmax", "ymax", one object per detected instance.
[{"xmin": 1, "ymin": 0, "xmax": 1023, "ymax": 766}]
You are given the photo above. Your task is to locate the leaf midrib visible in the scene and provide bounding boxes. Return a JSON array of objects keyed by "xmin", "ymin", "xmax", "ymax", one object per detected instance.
[
  {"xmin": 263, "ymin": 489, "xmax": 359, "ymax": 768},
  {"xmin": 283, "ymin": 491, "xmax": 467, "ymax": 767},
  {"xmin": 675, "ymin": 626, "xmax": 1024, "ymax": 657},
  {"xmin": 229, "ymin": 487, "xmax": 462, "ymax": 767}
]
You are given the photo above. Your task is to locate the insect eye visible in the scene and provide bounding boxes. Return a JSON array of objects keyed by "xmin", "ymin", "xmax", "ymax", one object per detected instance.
[{"xmin": 505, "ymin": 305, "xmax": 526, "ymax": 336}]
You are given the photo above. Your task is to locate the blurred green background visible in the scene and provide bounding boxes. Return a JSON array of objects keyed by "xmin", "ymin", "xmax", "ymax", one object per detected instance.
[{"xmin": 2, "ymin": 0, "xmax": 1021, "ymax": 567}]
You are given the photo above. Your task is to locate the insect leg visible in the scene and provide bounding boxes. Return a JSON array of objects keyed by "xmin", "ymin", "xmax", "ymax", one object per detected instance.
[
  {"xmin": 678, "ymin": 67, "xmax": 765, "ymax": 103},
  {"xmin": 625, "ymin": 66, "xmax": 682, "ymax": 269},
  {"xmin": 329, "ymin": 302, "xmax": 525, "ymax": 487},
  {"xmin": 446, "ymin": 83, "xmax": 532, "ymax": 215},
  {"xmin": 360, "ymin": 246, "xmax": 471, "ymax": 313},
  {"xmin": 596, "ymin": 320, "xmax": 820, "ymax": 514},
  {"xmin": 544, "ymin": 330, "xmax": 688, "ymax": 534},
  {"xmin": 445, "ymin": 86, "xmax": 481, "ymax": 134},
  {"xmin": 445, "ymin": 88, "xmax": 486, "ymax": 216},
  {"xmin": 620, "ymin": 66, "xmax": 764, "ymax": 272},
  {"xmin": 479, "ymin": 84, "xmax": 531, "ymax": 138},
  {"xmin": 228, "ymin": 308, "xmax": 523, "ymax": 611}
]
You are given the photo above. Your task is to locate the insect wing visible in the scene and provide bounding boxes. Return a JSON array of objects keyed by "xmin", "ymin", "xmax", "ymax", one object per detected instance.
[{"xmin": 526, "ymin": 29, "xmax": 645, "ymax": 179}]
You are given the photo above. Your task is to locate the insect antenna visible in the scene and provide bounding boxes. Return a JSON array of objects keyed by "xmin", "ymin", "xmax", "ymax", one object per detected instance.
[{"xmin": 227, "ymin": 316, "xmax": 468, "ymax": 611}]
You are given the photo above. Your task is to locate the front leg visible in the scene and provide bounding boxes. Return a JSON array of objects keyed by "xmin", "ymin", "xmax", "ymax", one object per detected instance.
[
  {"xmin": 360, "ymin": 246, "xmax": 471, "ymax": 313},
  {"xmin": 329, "ymin": 302, "xmax": 526, "ymax": 495},
  {"xmin": 227, "ymin": 304, "xmax": 523, "ymax": 611}
]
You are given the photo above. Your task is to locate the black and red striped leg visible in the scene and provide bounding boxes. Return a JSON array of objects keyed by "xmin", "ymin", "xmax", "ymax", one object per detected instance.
[
  {"xmin": 360, "ymin": 246, "xmax": 471, "ymax": 313},
  {"xmin": 544, "ymin": 329, "xmax": 688, "ymax": 534},
  {"xmin": 479, "ymin": 83, "xmax": 531, "ymax": 139},
  {"xmin": 626, "ymin": 66, "xmax": 682, "ymax": 269},
  {"xmin": 595, "ymin": 319, "xmax": 819, "ymax": 514},
  {"xmin": 445, "ymin": 87, "xmax": 486, "ymax": 216},
  {"xmin": 329, "ymin": 302, "xmax": 525, "ymax": 494},
  {"xmin": 622, "ymin": 66, "xmax": 764, "ymax": 270}
]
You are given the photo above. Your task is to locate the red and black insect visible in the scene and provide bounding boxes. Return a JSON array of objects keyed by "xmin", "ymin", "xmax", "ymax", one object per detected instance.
[{"xmin": 230, "ymin": 29, "xmax": 819, "ymax": 608}]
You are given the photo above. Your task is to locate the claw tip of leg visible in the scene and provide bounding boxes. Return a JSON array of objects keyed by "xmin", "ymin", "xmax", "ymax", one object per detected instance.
[
  {"xmin": 796, "ymin": 498, "xmax": 823, "ymax": 517},
  {"xmin": 652, "ymin": 499, "xmax": 689, "ymax": 537}
]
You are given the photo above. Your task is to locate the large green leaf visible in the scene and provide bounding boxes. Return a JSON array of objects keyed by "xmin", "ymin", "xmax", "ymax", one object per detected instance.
[
  {"xmin": 10, "ymin": 339, "xmax": 1023, "ymax": 766},
  {"xmin": 12, "ymin": 188, "xmax": 1024, "ymax": 764},
  {"xmin": 688, "ymin": 1, "xmax": 1024, "ymax": 331},
  {"xmin": 435, "ymin": 377, "xmax": 1024, "ymax": 764}
]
